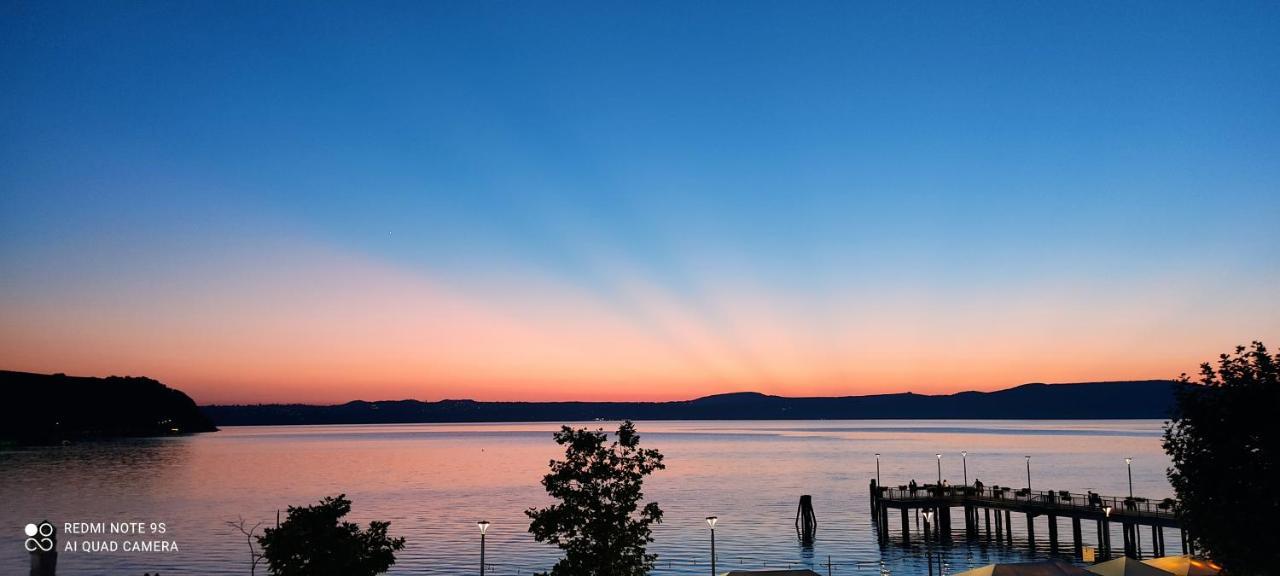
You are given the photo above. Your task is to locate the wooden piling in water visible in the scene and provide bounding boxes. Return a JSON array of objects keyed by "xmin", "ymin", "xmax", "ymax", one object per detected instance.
[
  {"xmin": 1072, "ymin": 517, "xmax": 1083, "ymax": 558},
  {"xmin": 879, "ymin": 502, "xmax": 889, "ymax": 545},
  {"xmin": 1048, "ymin": 514, "xmax": 1058, "ymax": 553},
  {"xmin": 28, "ymin": 522, "xmax": 57, "ymax": 576},
  {"xmin": 796, "ymin": 495, "xmax": 817, "ymax": 545}
]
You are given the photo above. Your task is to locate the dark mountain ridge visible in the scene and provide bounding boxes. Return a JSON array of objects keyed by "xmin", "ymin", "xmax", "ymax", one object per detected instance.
[
  {"xmin": 203, "ymin": 380, "xmax": 1182, "ymax": 426},
  {"xmin": 1, "ymin": 370, "xmax": 218, "ymax": 443}
]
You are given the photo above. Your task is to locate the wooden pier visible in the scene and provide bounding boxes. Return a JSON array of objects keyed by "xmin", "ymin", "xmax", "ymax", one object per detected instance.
[{"xmin": 870, "ymin": 480, "xmax": 1191, "ymax": 560}]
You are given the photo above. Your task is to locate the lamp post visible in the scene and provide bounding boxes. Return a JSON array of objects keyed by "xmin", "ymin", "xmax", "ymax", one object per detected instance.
[
  {"xmin": 923, "ymin": 510, "xmax": 935, "ymax": 576},
  {"xmin": 477, "ymin": 521, "xmax": 490, "ymax": 576},
  {"xmin": 1025, "ymin": 456, "xmax": 1032, "ymax": 494},
  {"xmin": 961, "ymin": 451, "xmax": 968, "ymax": 487},
  {"xmin": 1127, "ymin": 457, "xmax": 1141, "ymax": 556},
  {"xmin": 875, "ymin": 453, "xmax": 881, "ymax": 487},
  {"xmin": 706, "ymin": 516, "xmax": 718, "ymax": 576},
  {"xmin": 1125, "ymin": 457, "xmax": 1133, "ymax": 498},
  {"xmin": 1102, "ymin": 506, "xmax": 1112, "ymax": 559},
  {"xmin": 936, "ymin": 453, "xmax": 942, "ymax": 486}
]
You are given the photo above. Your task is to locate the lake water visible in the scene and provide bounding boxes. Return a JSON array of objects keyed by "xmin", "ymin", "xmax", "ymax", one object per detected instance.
[{"xmin": 1, "ymin": 420, "xmax": 1180, "ymax": 575}]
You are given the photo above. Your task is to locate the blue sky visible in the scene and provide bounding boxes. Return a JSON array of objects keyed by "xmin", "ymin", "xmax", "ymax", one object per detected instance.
[{"xmin": 2, "ymin": 1, "xmax": 1278, "ymax": 402}]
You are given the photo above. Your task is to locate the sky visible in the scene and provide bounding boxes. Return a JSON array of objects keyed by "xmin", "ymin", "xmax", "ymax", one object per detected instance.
[{"xmin": 2, "ymin": 1, "xmax": 1278, "ymax": 404}]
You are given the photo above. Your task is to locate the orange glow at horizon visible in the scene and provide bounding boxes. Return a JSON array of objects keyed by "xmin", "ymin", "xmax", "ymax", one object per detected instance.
[{"xmin": 0, "ymin": 239, "xmax": 1272, "ymax": 405}]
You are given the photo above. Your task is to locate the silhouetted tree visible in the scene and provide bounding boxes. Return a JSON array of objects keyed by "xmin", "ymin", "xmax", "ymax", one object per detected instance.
[
  {"xmin": 226, "ymin": 517, "xmax": 264, "ymax": 575},
  {"xmin": 257, "ymin": 494, "xmax": 405, "ymax": 576},
  {"xmin": 527, "ymin": 420, "xmax": 665, "ymax": 576},
  {"xmin": 1164, "ymin": 342, "xmax": 1279, "ymax": 575}
]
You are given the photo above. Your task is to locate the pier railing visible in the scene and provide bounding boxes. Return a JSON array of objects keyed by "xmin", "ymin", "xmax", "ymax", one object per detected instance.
[{"xmin": 877, "ymin": 484, "xmax": 1177, "ymax": 520}]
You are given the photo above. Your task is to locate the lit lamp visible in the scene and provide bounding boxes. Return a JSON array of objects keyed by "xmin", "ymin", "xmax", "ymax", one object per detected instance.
[
  {"xmin": 477, "ymin": 520, "xmax": 491, "ymax": 576},
  {"xmin": 961, "ymin": 451, "xmax": 968, "ymax": 487},
  {"xmin": 706, "ymin": 516, "xmax": 718, "ymax": 576},
  {"xmin": 936, "ymin": 453, "xmax": 942, "ymax": 486}
]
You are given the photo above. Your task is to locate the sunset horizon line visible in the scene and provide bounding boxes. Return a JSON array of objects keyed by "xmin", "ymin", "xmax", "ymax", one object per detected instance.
[
  {"xmin": 1, "ymin": 368, "xmax": 1183, "ymax": 406},
  {"xmin": 199, "ymin": 377, "xmax": 1183, "ymax": 406}
]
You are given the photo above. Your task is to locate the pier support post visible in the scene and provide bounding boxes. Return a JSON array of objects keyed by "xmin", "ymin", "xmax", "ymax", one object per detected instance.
[
  {"xmin": 1005, "ymin": 510, "xmax": 1013, "ymax": 545},
  {"xmin": 984, "ymin": 508, "xmax": 992, "ymax": 541},
  {"xmin": 1099, "ymin": 519, "xmax": 1111, "ymax": 559},
  {"xmin": 995, "ymin": 507, "xmax": 1003, "ymax": 542},
  {"xmin": 1048, "ymin": 514, "xmax": 1058, "ymax": 554},
  {"xmin": 902, "ymin": 508, "xmax": 910, "ymax": 544},
  {"xmin": 1027, "ymin": 513, "xmax": 1036, "ymax": 550},
  {"xmin": 1151, "ymin": 525, "xmax": 1160, "ymax": 557},
  {"xmin": 879, "ymin": 504, "xmax": 889, "ymax": 545},
  {"xmin": 1072, "ymin": 517, "xmax": 1082, "ymax": 558}
]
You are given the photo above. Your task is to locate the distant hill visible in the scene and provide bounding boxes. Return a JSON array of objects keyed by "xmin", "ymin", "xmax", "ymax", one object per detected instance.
[
  {"xmin": 202, "ymin": 380, "xmax": 1183, "ymax": 426},
  {"xmin": 0, "ymin": 371, "xmax": 218, "ymax": 443}
]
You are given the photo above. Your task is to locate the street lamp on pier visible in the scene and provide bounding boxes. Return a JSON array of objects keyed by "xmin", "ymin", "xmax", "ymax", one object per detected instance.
[
  {"xmin": 1126, "ymin": 457, "xmax": 1134, "ymax": 498},
  {"xmin": 923, "ymin": 510, "xmax": 936, "ymax": 576},
  {"xmin": 706, "ymin": 516, "xmax": 718, "ymax": 576},
  {"xmin": 477, "ymin": 520, "xmax": 490, "ymax": 576}
]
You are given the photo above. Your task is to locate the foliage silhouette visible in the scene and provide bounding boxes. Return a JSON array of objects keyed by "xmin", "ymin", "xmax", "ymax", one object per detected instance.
[
  {"xmin": 1164, "ymin": 341, "xmax": 1279, "ymax": 575},
  {"xmin": 257, "ymin": 494, "xmax": 405, "ymax": 576},
  {"xmin": 527, "ymin": 420, "xmax": 665, "ymax": 576}
]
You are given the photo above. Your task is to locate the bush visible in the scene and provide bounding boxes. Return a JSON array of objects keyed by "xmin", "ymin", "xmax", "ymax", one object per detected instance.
[{"xmin": 258, "ymin": 494, "xmax": 405, "ymax": 576}]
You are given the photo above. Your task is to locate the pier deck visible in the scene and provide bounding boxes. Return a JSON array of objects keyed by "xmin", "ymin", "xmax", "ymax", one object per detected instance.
[{"xmin": 870, "ymin": 481, "xmax": 1189, "ymax": 560}]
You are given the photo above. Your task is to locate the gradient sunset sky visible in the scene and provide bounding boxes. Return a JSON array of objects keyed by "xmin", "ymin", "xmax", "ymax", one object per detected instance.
[{"xmin": 2, "ymin": 2, "xmax": 1278, "ymax": 404}]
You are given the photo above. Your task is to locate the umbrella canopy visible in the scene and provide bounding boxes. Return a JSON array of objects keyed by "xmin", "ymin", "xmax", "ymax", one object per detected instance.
[
  {"xmin": 1141, "ymin": 556, "xmax": 1221, "ymax": 576},
  {"xmin": 721, "ymin": 571, "xmax": 822, "ymax": 576},
  {"xmin": 955, "ymin": 560, "xmax": 1091, "ymax": 576},
  {"xmin": 1088, "ymin": 556, "xmax": 1175, "ymax": 576}
]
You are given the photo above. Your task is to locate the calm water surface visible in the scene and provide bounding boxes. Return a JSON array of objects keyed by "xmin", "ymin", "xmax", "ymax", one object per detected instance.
[{"xmin": 1, "ymin": 420, "xmax": 1178, "ymax": 575}]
